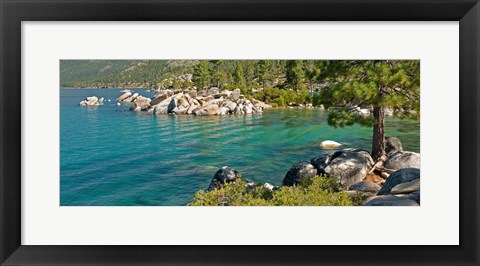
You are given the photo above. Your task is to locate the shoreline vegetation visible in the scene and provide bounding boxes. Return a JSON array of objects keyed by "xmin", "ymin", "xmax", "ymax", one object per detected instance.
[
  {"xmin": 190, "ymin": 137, "xmax": 420, "ymax": 206},
  {"xmin": 65, "ymin": 59, "xmax": 420, "ymax": 206}
]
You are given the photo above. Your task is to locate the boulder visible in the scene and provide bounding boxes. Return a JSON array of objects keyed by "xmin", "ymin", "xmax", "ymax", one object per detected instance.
[
  {"xmin": 385, "ymin": 152, "xmax": 420, "ymax": 170},
  {"xmin": 80, "ymin": 96, "xmax": 100, "ymax": 106},
  {"xmin": 146, "ymin": 106, "xmax": 155, "ymax": 114},
  {"xmin": 203, "ymin": 104, "xmax": 220, "ymax": 115},
  {"xmin": 131, "ymin": 96, "xmax": 151, "ymax": 111},
  {"xmin": 154, "ymin": 95, "xmax": 175, "ymax": 114},
  {"xmin": 86, "ymin": 96, "xmax": 98, "ymax": 103},
  {"xmin": 172, "ymin": 105, "xmax": 188, "ymax": 115},
  {"xmin": 207, "ymin": 166, "xmax": 241, "ymax": 191},
  {"xmin": 229, "ymin": 88, "xmax": 241, "ymax": 101},
  {"xmin": 117, "ymin": 91, "xmax": 132, "ymax": 102},
  {"xmin": 167, "ymin": 98, "xmax": 178, "ymax": 113},
  {"xmin": 310, "ymin": 154, "xmax": 331, "ymax": 174},
  {"xmin": 348, "ymin": 181, "xmax": 381, "ymax": 193},
  {"xmin": 154, "ymin": 105, "xmax": 168, "ymax": 114},
  {"xmin": 151, "ymin": 92, "xmax": 169, "ymax": 105},
  {"xmin": 253, "ymin": 106, "xmax": 263, "ymax": 113},
  {"xmin": 218, "ymin": 106, "xmax": 229, "ymax": 115},
  {"xmin": 225, "ymin": 101, "xmax": 237, "ymax": 112},
  {"xmin": 282, "ymin": 161, "xmax": 318, "ymax": 186},
  {"xmin": 186, "ymin": 105, "xmax": 198, "ymax": 115},
  {"xmin": 124, "ymin": 92, "xmax": 139, "ymax": 102},
  {"xmin": 245, "ymin": 181, "xmax": 256, "ymax": 189},
  {"xmin": 198, "ymin": 96, "xmax": 214, "ymax": 104},
  {"xmin": 186, "ymin": 90, "xmax": 197, "ymax": 99},
  {"xmin": 214, "ymin": 93, "xmax": 228, "ymax": 99},
  {"xmin": 377, "ymin": 168, "xmax": 420, "ymax": 195},
  {"xmin": 365, "ymin": 195, "xmax": 419, "ymax": 206},
  {"xmin": 232, "ymin": 106, "xmax": 243, "ymax": 115},
  {"xmin": 208, "ymin": 87, "xmax": 219, "ymax": 96},
  {"xmin": 202, "ymin": 99, "xmax": 224, "ymax": 107},
  {"xmin": 244, "ymin": 104, "xmax": 253, "ymax": 114},
  {"xmin": 391, "ymin": 179, "xmax": 420, "ymax": 194},
  {"xmin": 191, "ymin": 99, "xmax": 201, "ymax": 106},
  {"xmin": 406, "ymin": 190, "xmax": 420, "ymax": 204},
  {"xmin": 324, "ymin": 149, "xmax": 374, "ymax": 189},
  {"xmin": 385, "ymin": 137, "xmax": 403, "ymax": 156},
  {"xmin": 193, "ymin": 108, "xmax": 209, "ymax": 116},
  {"xmin": 264, "ymin": 183, "xmax": 275, "ymax": 192},
  {"xmin": 319, "ymin": 140, "xmax": 342, "ymax": 149}
]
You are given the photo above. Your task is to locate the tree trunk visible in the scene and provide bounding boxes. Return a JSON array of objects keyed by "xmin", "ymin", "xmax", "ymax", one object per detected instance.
[{"xmin": 371, "ymin": 106, "xmax": 386, "ymax": 160}]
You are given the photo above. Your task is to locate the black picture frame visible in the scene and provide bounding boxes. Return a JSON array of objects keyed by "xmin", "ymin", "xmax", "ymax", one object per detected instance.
[{"xmin": 1, "ymin": 0, "xmax": 479, "ymax": 265}]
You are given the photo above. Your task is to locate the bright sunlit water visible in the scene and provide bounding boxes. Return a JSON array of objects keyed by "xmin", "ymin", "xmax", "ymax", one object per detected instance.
[{"xmin": 60, "ymin": 89, "xmax": 420, "ymax": 206}]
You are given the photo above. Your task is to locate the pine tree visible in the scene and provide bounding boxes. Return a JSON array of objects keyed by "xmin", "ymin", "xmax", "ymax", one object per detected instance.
[
  {"xmin": 285, "ymin": 60, "xmax": 305, "ymax": 91},
  {"xmin": 319, "ymin": 60, "xmax": 420, "ymax": 160},
  {"xmin": 304, "ymin": 60, "xmax": 320, "ymax": 96},
  {"xmin": 193, "ymin": 60, "xmax": 211, "ymax": 90},
  {"xmin": 257, "ymin": 60, "xmax": 273, "ymax": 88},
  {"xmin": 234, "ymin": 64, "xmax": 247, "ymax": 89}
]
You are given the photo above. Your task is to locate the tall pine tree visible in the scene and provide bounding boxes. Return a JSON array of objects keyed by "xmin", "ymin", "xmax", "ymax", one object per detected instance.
[
  {"xmin": 285, "ymin": 60, "xmax": 305, "ymax": 91},
  {"xmin": 319, "ymin": 60, "xmax": 420, "ymax": 160},
  {"xmin": 193, "ymin": 60, "xmax": 211, "ymax": 90}
]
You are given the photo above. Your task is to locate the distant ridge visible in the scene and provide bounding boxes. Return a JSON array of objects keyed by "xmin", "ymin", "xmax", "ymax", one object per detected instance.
[{"xmin": 60, "ymin": 60, "xmax": 197, "ymax": 88}]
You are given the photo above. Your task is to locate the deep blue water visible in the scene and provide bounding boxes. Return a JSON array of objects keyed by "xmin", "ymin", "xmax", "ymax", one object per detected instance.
[{"xmin": 60, "ymin": 88, "xmax": 420, "ymax": 206}]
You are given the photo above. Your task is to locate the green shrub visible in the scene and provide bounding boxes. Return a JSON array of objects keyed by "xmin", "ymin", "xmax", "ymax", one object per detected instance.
[
  {"xmin": 188, "ymin": 176, "xmax": 354, "ymax": 206},
  {"xmin": 274, "ymin": 96, "xmax": 285, "ymax": 107}
]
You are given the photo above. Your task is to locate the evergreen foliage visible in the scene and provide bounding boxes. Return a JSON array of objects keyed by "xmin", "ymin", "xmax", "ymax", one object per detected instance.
[
  {"xmin": 318, "ymin": 60, "xmax": 420, "ymax": 158},
  {"xmin": 189, "ymin": 176, "xmax": 356, "ymax": 206}
]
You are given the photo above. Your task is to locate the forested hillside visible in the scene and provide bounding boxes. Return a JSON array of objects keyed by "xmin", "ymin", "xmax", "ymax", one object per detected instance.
[{"xmin": 60, "ymin": 60, "xmax": 197, "ymax": 88}]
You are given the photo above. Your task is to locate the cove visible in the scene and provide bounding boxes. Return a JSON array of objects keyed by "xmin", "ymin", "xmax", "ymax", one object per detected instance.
[{"xmin": 60, "ymin": 89, "xmax": 420, "ymax": 206}]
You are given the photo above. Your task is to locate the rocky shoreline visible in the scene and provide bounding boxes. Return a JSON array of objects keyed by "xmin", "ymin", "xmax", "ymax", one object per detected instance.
[
  {"xmin": 80, "ymin": 88, "xmax": 273, "ymax": 116},
  {"xmin": 77, "ymin": 89, "xmax": 419, "ymax": 206},
  {"xmin": 204, "ymin": 137, "xmax": 420, "ymax": 206}
]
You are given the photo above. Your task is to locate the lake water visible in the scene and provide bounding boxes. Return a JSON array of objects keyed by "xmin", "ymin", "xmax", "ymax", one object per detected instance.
[{"xmin": 60, "ymin": 88, "xmax": 420, "ymax": 206}]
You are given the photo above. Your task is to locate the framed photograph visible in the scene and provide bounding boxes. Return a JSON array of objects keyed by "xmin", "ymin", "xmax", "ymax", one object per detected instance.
[{"xmin": 1, "ymin": 0, "xmax": 479, "ymax": 265}]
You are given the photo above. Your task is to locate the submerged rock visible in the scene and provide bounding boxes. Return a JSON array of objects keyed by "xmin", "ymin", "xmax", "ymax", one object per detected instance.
[
  {"xmin": 319, "ymin": 140, "xmax": 342, "ymax": 149},
  {"xmin": 80, "ymin": 96, "xmax": 101, "ymax": 106}
]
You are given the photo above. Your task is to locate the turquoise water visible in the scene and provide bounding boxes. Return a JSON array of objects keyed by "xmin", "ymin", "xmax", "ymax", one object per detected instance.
[{"xmin": 60, "ymin": 89, "xmax": 420, "ymax": 206}]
